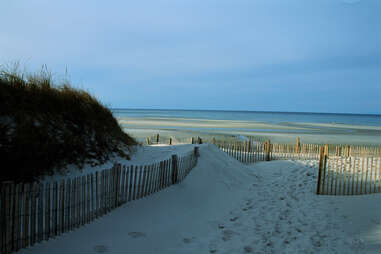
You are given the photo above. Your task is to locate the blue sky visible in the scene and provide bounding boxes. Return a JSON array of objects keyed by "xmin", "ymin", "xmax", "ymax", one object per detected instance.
[{"xmin": 1, "ymin": 0, "xmax": 380, "ymax": 114}]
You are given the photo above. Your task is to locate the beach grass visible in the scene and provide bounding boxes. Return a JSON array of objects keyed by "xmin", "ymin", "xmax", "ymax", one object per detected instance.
[{"xmin": 0, "ymin": 64, "xmax": 137, "ymax": 183}]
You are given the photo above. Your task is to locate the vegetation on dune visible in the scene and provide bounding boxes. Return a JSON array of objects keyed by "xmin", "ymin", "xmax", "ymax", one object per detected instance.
[{"xmin": 0, "ymin": 64, "xmax": 137, "ymax": 183}]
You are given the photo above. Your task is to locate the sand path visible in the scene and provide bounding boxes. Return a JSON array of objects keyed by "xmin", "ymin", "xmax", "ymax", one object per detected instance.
[{"xmin": 19, "ymin": 145, "xmax": 377, "ymax": 254}]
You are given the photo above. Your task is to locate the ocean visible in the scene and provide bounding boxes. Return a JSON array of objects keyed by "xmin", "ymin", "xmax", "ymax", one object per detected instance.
[{"xmin": 112, "ymin": 109, "xmax": 381, "ymax": 127}]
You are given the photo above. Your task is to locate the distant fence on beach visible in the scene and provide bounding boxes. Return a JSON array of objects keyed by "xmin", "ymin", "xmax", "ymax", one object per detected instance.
[
  {"xmin": 213, "ymin": 139, "xmax": 380, "ymax": 162},
  {"xmin": 316, "ymin": 147, "xmax": 381, "ymax": 195},
  {"xmin": 204, "ymin": 136, "xmax": 381, "ymax": 196},
  {"xmin": 146, "ymin": 133, "xmax": 381, "ymax": 158},
  {"xmin": 0, "ymin": 148, "xmax": 199, "ymax": 254},
  {"xmin": 215, "ymin": 140, "xmax": 321, "ymax": 163},
  {"xmin": 145, "ymin": 134, "xmax": 205, "ymax": 146}
]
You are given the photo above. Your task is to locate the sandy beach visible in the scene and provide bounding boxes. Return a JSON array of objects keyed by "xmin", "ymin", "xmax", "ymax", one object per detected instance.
[
  {"xmin": 118, "ymin": 117, "xmax": 381, "ymax": 145},
  {"xmin": 18, "ymin": 144, "xmax": 379, "ymax": 254}
]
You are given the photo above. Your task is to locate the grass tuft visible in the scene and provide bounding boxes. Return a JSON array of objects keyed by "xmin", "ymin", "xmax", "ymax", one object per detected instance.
[{"xmin": 0, "ymin": 64, "xmax": 137, "ymax": 183}]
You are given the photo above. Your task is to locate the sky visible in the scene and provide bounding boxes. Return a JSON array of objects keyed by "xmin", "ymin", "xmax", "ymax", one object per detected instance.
[{"xmin": 1, "ymin": 0, "xmax": 380, "ymax": 114}]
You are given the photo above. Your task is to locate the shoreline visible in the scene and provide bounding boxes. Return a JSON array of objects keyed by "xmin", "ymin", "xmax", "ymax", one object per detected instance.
[{"xmin": 117, "ymin": 117, "xmax": 381, "ymax": 145}]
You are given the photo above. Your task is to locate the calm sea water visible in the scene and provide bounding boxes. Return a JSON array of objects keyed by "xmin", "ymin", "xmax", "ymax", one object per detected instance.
[{"xmin": 112, "ymin": 109, "xmax": 381, "ymax": 127}]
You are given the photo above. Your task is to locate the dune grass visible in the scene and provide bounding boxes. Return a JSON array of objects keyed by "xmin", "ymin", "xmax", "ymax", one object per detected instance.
[{"xmin": 0, "ymin": 65, "xmax": 137, "ymax": 183}]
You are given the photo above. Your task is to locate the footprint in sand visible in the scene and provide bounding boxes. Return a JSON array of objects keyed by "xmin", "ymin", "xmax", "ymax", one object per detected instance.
[
  {"xmin": 94, "ymin": 245, "xmax": 108, "ymax": 253},
  {"xmin": 222, "ymin": 229, "xmax": 237, "ymax": 241},
  {"xmin": 230, "ymin": 216, "xmax": 239, "ymax": 222},
  {"xmin": 183, "ymin": 237, "xmax": 196, "ymax": 244},
  {"xmin": 128, "ymin": 232, "xmax": 146, "ymax": 238}
]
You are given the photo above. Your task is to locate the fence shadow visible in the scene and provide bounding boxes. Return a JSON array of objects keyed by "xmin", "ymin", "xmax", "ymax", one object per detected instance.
[{"xmin": 0, "ymin": 148, "xmax": 199, "ymax": 254}]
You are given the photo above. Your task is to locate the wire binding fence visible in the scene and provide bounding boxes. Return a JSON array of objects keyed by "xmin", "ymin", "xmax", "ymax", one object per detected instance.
[{"xmin": 0, "ymin": 148, "xmax": 199, "ymax": 254}]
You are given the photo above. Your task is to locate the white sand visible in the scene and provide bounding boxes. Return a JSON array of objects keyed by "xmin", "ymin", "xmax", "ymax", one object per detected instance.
[{"xmin": 22, "ymin": 144, "xmax": 380, "ymax": 254}]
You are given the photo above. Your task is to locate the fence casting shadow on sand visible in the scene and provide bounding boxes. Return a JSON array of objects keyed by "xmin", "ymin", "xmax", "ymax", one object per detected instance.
[
  {"xmin": 1, "ymin": 135, "xmax": 381, "ymax": 254},
  {"xmin": 0, "ymin": 148, "xmax": 199, "ymax": 254}
]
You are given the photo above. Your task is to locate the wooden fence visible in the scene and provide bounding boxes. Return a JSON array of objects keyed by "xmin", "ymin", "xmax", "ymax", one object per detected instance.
[
  {"xmin": 0, "ymin": 149, "xmax": 198, "ymax": 254},
  {"xmin": 146, "ymin": 133, "xmax": 381, "ymax": 158},
  {"xmin": 213, "ymin": 138, "xmax": 381, "ymax": 196},
  {"xmin": 316, "ymin": 147, "xmax": 381, "ymax": 195},
  {"xmin": 145, "ymin": 134, "xmax": 204, "ymax": 146},
  {"xmin": 215, "ymin": 140, "xmax": 321, "ymax": 163},
  {"xmin": 214, "ymin": 138, "xmax": 381, "ymax": 163}
]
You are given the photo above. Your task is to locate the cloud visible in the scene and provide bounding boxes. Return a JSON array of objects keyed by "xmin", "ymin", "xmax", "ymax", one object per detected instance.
[
  {"xmin": 340, "ymin": 0, "xmax": 362, "ymax": 4},
  {"xmin": 0, "ymin": 0, "xmax": 380, "ymax": 113}
]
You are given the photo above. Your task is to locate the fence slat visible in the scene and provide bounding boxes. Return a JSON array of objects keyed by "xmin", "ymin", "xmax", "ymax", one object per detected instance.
[
  {"xmin": 141, "ymin": 166, "xmax": 147, "ymax": 198},
  {"xmin": 137, "ymin": 166, "xmax": 143, "ymax": 200},
  {"xmin": 59, "ymin": 180, "xmax": 65, "ymax": 235},
  {"xmin": 100, "ymin": 172, "xmax": 104, "ymax": 216},
  {"xmin": 30, "ymin": 183, "xmax": 37, "ymax": 246},
  {"xmin": 95, "ymin": 172, "xmax": 99, "ymax": 218},
  {"xmin": 128, "ymin": 166, "xmax": 133, "ymax": 202},
  {"xmin": 87, "ymin": 174, "xmax": 91, "ymax": 223},
  {"xmin": 37, "ymin": 184, "xmax": 43, "ymax": 243},
  {"xmin": 364, "ymin": 158, "xmax": 369, "ymax": 194},
  {"xmin": 70, "ymin": 179, "xmax": 75, "ymax": 231},
  {"xmin": 91, "ymin": 173, "xmax": 95, "ymax": 220},
  {"xmin": 82, "ymin": 176, "xmax": 86, "ymax": 225},
  {"xmin": 5, "ymin": 183, "xmax": 13, "ymax": 253},
  {"xmin": 45, "ymin": 183, "xmax": 50, "ymax": 240},
  {"xmin": 76, "ymin": 177, "xmax": 80, "ymax": 227},
  {"xmin": 52, "ymin": 182, "xmax": 58, "ymax": 237},
  {"xmin": 120, "ymin": 168, "xmax": 126, "ymax": 204},
  {"xmin": 0, "ymin": 184, "xmax": 5, "ymax": 254},
  {"xmin": 22, "ymin": 183, "xmax": 30, "ymax": 248},
  {"xmin": 133, "ymin": 166, "xmax": 138, "ymax": 200},
  {"xmin": 65, "ymin": 180, "xmax": 70, "ymax": 233},
  {"xmin": 14, "ymin": 184, "xmax": 22, "ymax": 251}
]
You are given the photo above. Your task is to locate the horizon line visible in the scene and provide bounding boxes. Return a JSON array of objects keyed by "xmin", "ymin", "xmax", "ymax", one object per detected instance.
[{"xmin": 110, "ymin": 108, "xmax": 381, "ymax": 116}]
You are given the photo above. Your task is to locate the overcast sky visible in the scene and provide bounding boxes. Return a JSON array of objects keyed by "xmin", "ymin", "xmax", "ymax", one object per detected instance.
[{"xmin": 1, "ymin": 0, "xmax": 380, "ymax": 114}]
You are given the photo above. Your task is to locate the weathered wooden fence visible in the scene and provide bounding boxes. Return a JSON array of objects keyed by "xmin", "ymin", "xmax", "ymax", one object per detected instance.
[
  {"xmin": 316, "ymin": 147, "xmax": 381, "ymax": 195},
  {"xmin": 215, "ymin": 139, "xmax": 321, "ymax": 163},
  {"xmin": 0, "ymin": 149, "xmax": 198, "ymax": 254},
  {"xmin": 146, "ymin": 133, "xmax": 381, "ymax": 158},
  {"xmin": 213, "ymin": 138, "xmax": 381, "ymax": 164},
  {"xmin": 212, "ymin": 137, "xmax": 381, "ymax": 196},
  {"xmin": 145, "ymin": 134, "xmax": 204, "ymax": 146}
]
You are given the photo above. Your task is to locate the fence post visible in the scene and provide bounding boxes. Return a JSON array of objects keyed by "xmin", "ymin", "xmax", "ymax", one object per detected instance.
[
  {"xmin": 156, "ymin": 134, "xmax": 160, "ymax": 144},
  {"xmin": 1, "ymin": 181, "xmax": 13, "ymax": 254},
  {"xmin": 114, "ymin": 164, "xmax": 120, "ymax": 207},
  {"xmin": 316, "ymin": 147, "xmax": 324, "ymax": 194},
  {"xmin": 30, "ymin": 183, "xmax": 37, "ymax": 245},
  {"xmin": 169, "ymin": 137, "xmax": 172, "ymax": 145},
  {"xmin": 191, "ymin": 137, "xmax": 194, "ymax": 144},
  {"xmin": 324, "ymin": 144, "xmax": 329, "ymax": 157},
  {"xmin": 171, "ymin": 155, "xmax": 179, "ymax": 184},
  {"xmin": 265, "ymin": 139, "xmax": 271, "ymax": 161},
  {"xmin": 59, "ymin": 180, "xmax": 65, "ymax": 234},
  {"xmin": 23, "ymin": 183, "xmax": 30, "ymax": 247},
  {"xmin": 297, "ymin": 137, "xmax": 301, "ymax": 154},
  {"xmin": 1, "ymin": 183, "xmax": 5, "ymax": 253},
  {"xmin": 211, "ymin": 137, "xmax": 216, "ymax": 145},
  {"xmin": 194, "ymin": 147, "xmax": 200, "ymax": 158},
  {"xmin": 146, "ymin": 137, "xmax": 150, "ymax": 145}
]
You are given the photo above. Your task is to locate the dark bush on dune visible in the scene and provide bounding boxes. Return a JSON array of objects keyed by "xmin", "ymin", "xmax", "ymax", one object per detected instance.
[{"xmin": 0, "ymin": 66, "xmax": 137, "ymax": 183}]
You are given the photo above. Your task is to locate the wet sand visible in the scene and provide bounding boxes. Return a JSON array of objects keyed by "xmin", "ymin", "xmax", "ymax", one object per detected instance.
[{"xmin": 118, "ymin": 117, "xmax": 381, "ymax": 145}]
